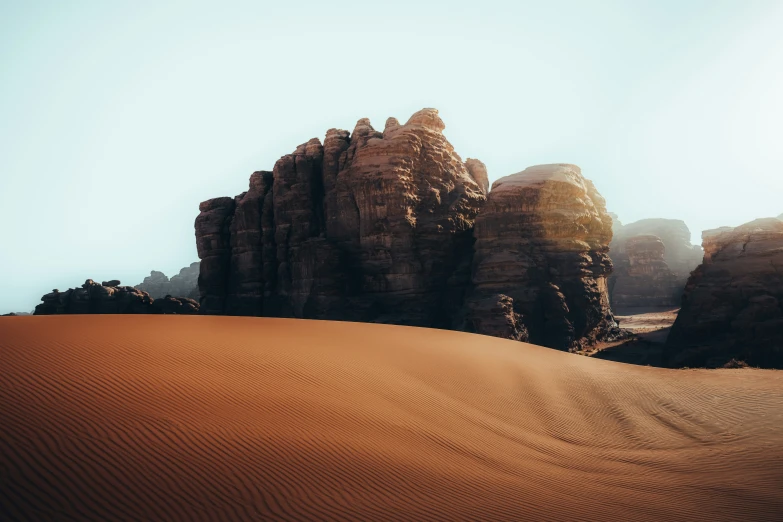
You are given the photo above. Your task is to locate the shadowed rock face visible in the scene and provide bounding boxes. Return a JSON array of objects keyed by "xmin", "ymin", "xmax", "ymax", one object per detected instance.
[
  {"xmin": 608, "ymin": 217, "xmax": 702, "ymax": 308},
  {"xmin": 34, "ymin": 280, "xmax": 199, "ymax": 315},
  {"xmin": 464, "ymin": 164, "xmax": 620, "ymax": 350},
  {"xmin": 195, "ymin": 109, "xmax": 485, "ymax": 328},
  {"xmin": 135, "ymin": 262, "xmax": 200, "ymax": 300},
  {"xmin": 610, "ymin": 235, "xmax": 681, "ymax": 308},
  {"xmin": 665, "ymin": 218, "xmax": 783, "ymax": 368},
  {"xmin": 195, "ymin": 110, "xmax": 619, "ymax": 350}
]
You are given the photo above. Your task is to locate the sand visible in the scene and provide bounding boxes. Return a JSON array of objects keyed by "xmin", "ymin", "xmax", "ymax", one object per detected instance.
[
  {"xmin": 591, "ymin": 307, "xmax": 680, "ymax": 366},
  {"xmin": 1, "ymin": 316, "xmax": 781, "ymax": 521}
]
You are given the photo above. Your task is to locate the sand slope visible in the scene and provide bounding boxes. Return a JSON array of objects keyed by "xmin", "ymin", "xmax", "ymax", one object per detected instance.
[{"xmin": 1, "ymin": 316, "xmax": 781, "ymax": 521}]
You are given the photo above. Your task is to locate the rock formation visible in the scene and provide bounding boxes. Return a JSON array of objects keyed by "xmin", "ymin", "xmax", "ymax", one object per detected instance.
[
  {"xmin": 608, "ymin": 217, "xmax": 702, "ymax": 308},
  {"xmin": 135, "ymin": 262, "xmax": 200, "ymax": 300},
  {"xmin": 195, "ymin": 109, "xmax": 620, "ymax": 350},
  {"xmin": 463, "ymin": 164, "xmax": 620, "ymax": 350},
  {"xmin": 665, "ymin": 218, "xmax": 783, "ymax": 368},
  {"xmin": 196, "ymin": 108, "xmax": 485, "ymax": 328},
  {"xmin": 34, "ymin": 279, "xmax": 199, "ymax": 315},
  {"xmin": 610, "ymin": 235, "xmax": 681, "ymax": 308}
]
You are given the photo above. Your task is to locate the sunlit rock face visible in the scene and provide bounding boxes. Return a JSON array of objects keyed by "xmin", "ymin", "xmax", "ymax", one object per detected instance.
[
  {"xmin": 464, "ymin": 164, "xmax": 620, "ymax": 351},
  {"xmin": 666, "ymin": 218, "xmax": 783, "ymax": 368},
  {"xmin": 608, "ymin": 217, "xmax": 702, "ymax": 308}
]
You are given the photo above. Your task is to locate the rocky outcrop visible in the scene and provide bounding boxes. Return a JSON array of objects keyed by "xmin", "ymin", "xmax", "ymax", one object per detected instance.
[
  {"xmin": 196, "ymin": 108, "xmax": 485, "ymax": 329},
  {"xmin": 195, "ymin": 110, "xmax": 621, "ymax": 350},
  {"xmin": 610, "ymin": 235, "xmax": 681, "ymax": 308},
  {"xmin": 463, "ymin": 164, "xmax": 620, "ymax": 350},
  {"xmin": 665, "ymin": 218, "xmax": 783, "ymax": 368},
  {"xmin": 1, "ymin": 312, "xmax": 31, "ymax": 316},
  {"xmin": 135, "ymin": 262, "xmax": 200, "ymax": 300},
  {"xmin": 34, "ymin": 280, "xmax": 199, "ymax": 315},
  {"xmin": 464, "ymin": 158, "xmax": 489, "ymax": 194},
  {"xmin": 608, "ymin": 218, "xmax": 702, "ymax": 308}
]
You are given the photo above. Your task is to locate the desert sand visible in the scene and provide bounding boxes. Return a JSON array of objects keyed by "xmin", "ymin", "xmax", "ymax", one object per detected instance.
[{"xmin": 1, "ymin": 316, "xmax": 781, "ymax": 521}]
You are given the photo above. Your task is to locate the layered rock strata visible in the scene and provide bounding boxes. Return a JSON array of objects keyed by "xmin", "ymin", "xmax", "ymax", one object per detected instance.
[
  {"xmin": 464, "ymin": 164, "xmax": 619, "ymax": 350},
  {"xmin": 608, "ymin": 217, "xmax": 702, "ymax": 308},
  {"xmin": 610, "ymin": 235, "xmax": 681, "ymax": 308},
  {"xmin": 196, "ymin": 109, "xmax": 485, "ymax": 328},
  {"xmin": 34, "ymin": 279, "xmax": 199, "ymax": 315},
  {"xmin": 665, "ymin": 218, "xmax": 783, "ymax": 368},
  {"xmin": 195, "ymin": 110, "xmax": 620, "ymax": 350}
]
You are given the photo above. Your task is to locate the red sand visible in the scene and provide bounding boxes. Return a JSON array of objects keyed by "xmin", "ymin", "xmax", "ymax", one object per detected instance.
[{"xmin": 1, "ymin": 315, "xmax": 782, "ymax": 521}]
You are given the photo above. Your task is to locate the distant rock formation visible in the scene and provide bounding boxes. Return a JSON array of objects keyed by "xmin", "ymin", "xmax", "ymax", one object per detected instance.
[
  {"xmin": 464, "ymin": 164, "xmax": 620, "ymax": 350},
  {"xmin": 1, "ymin": 312, "xmax": 31, "ymax": 316},
  {"xmin": 610, "ymin": 235, "xmax": 681, "ymax": 308},
  {"xmin": 608, "ymin": 217, "xmax": 702, "ymax": 308},
  {"xmin": 665, "ymin": 218, "xmax": 783, "ymax": 368},
  {"xmin": 196, "ymin": 110, "xmax": 621, "ymax": 351},
  {"xmin": 34, "ymin": 279, "xmax": 199, "ymax": 315},
  {"xmin": 135, "ymin": 262, "xmax": 199, "ymax": 300}
]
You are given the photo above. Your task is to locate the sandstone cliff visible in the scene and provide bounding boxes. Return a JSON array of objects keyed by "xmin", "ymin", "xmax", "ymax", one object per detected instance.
[
  {"xmin": 196, "ymin": 109, "xmax": 485, "ymax": 327},
  {"xmin": 135, "ymin": 262, "xmax": 200, "ymax": 300},
  {"xmin": 610, "ymin": 235, "xmax": 681, "ymax": 308},
  {"xmin": 463, "ymin": 164, "xmax": 619, "ymax": 350},
  {"xmin": 195, "ymin": 109, "xmax": 620, "ymax": 350},
  {"xmin": 34, "ymin": 279, "xmax": 199, "ymax": 315},
  {"xmin": 665, "ymin": 218, "xmax": 783, "ymax": 368},
  {"xmin": 608, "ymin": 218, "xmax": 701, "ymax": 308}
]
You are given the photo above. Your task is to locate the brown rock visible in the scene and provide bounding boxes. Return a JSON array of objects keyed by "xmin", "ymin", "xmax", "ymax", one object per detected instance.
[
  {"xmin": 610, "ymin": 235, "xmax": 681, "ymax": 308},
  {"xmin": 194, "ymin": 197, "xmax": 235, "ymax": 314},
  {"xmin": 608, "ymin": 218, "xmax": 702, "ymax": 308},
  {"xmin": 665, "ymin": 218, "xmax": 783, "ymax": 368},
  {"xmin": 466, "ymin": 164, "xmax": 620, "ymax": 350},
  {"xmin": 465, "ymin": 158, "xmax": 489, "ymax": 194},
  {"xmin": 34, "ymin": 279, "xmax": 199, "ymax": 315}
]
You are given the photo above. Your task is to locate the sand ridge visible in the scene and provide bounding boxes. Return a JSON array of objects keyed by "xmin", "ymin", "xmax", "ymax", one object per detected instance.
[{"xmin": 1, "ymin": 315, "xmax": 782, "ymax": 521}]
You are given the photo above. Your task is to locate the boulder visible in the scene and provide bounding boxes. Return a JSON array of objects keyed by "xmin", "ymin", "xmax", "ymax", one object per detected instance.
[{"xmin": 194, "ymin": 110, "xmax": 624, "ymax": 350}]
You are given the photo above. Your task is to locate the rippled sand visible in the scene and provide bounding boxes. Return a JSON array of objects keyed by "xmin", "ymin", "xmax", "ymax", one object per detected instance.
[{"xmin": 1, "ymin": 315, "xmax": 781, "ymax": 521}]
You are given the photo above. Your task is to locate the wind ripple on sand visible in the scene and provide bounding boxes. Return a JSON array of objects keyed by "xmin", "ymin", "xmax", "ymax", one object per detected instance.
[{"xmin": 0, "ymin": 316, "xmax": 781, "ymax": 521}]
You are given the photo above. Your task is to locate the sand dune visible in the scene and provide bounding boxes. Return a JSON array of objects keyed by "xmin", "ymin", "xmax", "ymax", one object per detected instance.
[{"xmin": 1, "ymin": 316, "xmax": 782, "ymax": 521}]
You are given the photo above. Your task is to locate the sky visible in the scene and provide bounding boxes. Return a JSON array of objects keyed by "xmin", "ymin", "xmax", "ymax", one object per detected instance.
[{"xmin": 1, "ymin": 0, "xmax": 782, "ymax": 314}]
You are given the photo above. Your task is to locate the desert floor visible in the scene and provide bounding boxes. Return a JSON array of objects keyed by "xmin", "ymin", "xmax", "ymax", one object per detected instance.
[
  {"xmin": 591, "ymin": 306, "xmax": 680, "ymax": 366},
  {"xmin": 1, "ymin": 315, "xmax": 781, "ymax": 521}
]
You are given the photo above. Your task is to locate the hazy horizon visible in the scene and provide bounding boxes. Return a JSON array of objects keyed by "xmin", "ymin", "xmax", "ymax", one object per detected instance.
[{"xmin": 2, "ymin": 0, "xmax": 782, "ymax": 314}]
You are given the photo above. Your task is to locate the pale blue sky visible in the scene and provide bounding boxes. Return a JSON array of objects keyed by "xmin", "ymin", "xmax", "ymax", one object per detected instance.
[{"xmin": 1, "ymin": 0, "xmax": 782, "ymax": 313}]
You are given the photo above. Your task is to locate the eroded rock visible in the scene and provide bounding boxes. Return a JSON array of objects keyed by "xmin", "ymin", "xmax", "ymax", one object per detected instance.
[
  {"xmin": 665, "ymin": 218, "xmax": 783, "ymax": 368},
  {"xmin": 465, "ymin": 164, "xmax": 620, "ymax": 350}
]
